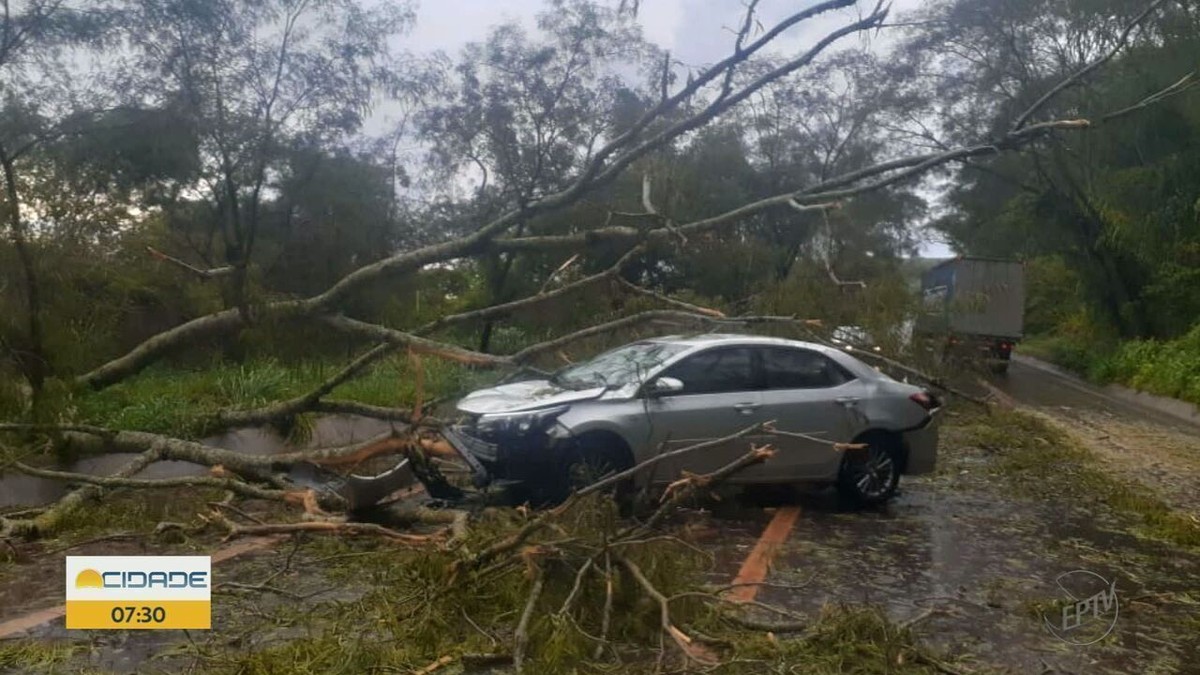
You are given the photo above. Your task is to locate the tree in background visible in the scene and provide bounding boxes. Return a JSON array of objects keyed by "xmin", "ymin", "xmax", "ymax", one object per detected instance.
[
  {"xmin": 417, "ymin": 0, "xmax": 652, "ymax": 351},
  {"xmin": 906, "ymin": 0, "xmax": 1200, "ymax": 340},
  {"xmin": 119, "ymin": 0, "xmax": 416, "ymax": 315},
  {"xmin": 0, "ymin": 0, "xmax": 124, "ymax": 399}
]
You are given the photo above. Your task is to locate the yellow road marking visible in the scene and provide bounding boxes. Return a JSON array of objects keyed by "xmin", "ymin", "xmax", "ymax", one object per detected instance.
[{"xmin": 725, "ymin": 506, "xmax": 801, "ymax": 603}]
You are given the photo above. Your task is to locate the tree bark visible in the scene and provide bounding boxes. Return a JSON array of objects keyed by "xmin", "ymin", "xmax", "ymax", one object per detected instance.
[{"xmin": 0, "ymin": 146, "xmax": 46, "ymax": 400}]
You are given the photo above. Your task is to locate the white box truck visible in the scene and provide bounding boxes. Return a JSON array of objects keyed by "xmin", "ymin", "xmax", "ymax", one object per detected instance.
[{"xmin": 916, "ymin": 257, "xmax": 1025, "ymax": 373}]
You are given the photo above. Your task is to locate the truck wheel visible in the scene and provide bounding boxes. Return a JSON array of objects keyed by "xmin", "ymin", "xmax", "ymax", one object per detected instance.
[{"xmin": 837, "ymin": 434, "xmax": 900, "ymax": 506}]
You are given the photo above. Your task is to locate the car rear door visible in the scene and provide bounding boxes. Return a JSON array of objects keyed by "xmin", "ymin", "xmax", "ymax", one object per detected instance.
[
  {"xmin": 754, "ymin": 346, "xmax": 866, "ymax": 480},
  {"xmin": 642, "ymin": 346, "xmax": 766, "ymax": 481}
]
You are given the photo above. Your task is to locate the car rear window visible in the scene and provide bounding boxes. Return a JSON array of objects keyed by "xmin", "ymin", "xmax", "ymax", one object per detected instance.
[{"xmin": 760, "ymin": 347, "xmax": 854, "ymax": 389}]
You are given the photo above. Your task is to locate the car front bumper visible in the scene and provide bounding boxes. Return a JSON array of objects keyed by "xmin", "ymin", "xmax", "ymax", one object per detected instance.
[
  {"xmin": 442, "ymin": 423, "xmax": 573, "ymax": 491},
  {"xmin": 441, "ymin": 425, "xmax": 498, "ymax": 487}
]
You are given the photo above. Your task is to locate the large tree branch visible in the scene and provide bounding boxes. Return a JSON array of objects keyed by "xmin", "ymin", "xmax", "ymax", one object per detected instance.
[
  {"xmin": 1100, "ymin": 70, "xmax": 1200, "ymax": 123},
  {"xmin": 74, "ymin": 0, "xmax": 1171, "ymax": 394},
  {"xmin": 76, "ymin": 3, "xmax": 888, "ymax": 389},
  {"xmin": 146, "ymin": 246, "xmax": 235, "ymax": 280},
  {"xmin": 489, "ymin": 120, "xmax": 1094, "ymax": 255},
  {"xmin": 1009, "ymin": 0, "xmax": 1167, "ymax": 131},
  {"xmin": 10, "ymin": 461, "xmax": 287, "ymax": 501},
  {"xmin": 215, "ymin": 246, "xmax": 649, "ymax": 429}
]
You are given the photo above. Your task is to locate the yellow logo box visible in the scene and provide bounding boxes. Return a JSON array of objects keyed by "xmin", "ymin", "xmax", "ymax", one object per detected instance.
[{"xmin": 66, "ymin": 556, "xmax": 211, "ymax": 630}]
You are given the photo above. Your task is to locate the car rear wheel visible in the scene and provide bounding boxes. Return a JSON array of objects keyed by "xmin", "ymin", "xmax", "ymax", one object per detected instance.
[{"xmin": 837, "ymin": 434, "xmax": 900, "ymax": 505}]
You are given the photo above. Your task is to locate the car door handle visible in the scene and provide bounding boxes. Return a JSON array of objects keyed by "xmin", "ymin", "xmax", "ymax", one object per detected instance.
[
  {"xmin": 835, "ymin": 396, "xmax": 860, "ymax": 407},
  {"xmin": 733, "ymin": 402, "xmax": 761, "ymax": 414}
]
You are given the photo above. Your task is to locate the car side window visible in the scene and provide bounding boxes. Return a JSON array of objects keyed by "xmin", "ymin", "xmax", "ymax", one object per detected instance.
[
  {"xmin": 659, "ymin": 347, "xmax": 757, "ymax": 395},
  {"xmin": 760, "ymin": 347, "xmax": 853, "ymax": 389}
]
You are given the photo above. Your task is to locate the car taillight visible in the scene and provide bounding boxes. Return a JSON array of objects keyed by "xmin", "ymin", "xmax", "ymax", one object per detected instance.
[
  {"xmin": 998, "ymin": 341, "xmax": 1012, "ymax": 352},
  {"xmin": 910, "ymin": 391, "xmax": 940, "ymax": 411}
]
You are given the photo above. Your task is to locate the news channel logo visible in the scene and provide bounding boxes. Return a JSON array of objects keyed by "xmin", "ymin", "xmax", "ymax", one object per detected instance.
[
  {"xmin": 1042, "ymin": 569, "xmax": 1119, "ymax": 646},
  {"xmin": 66, "ymin": 556, "xmax": 211, "ymax": 630}
]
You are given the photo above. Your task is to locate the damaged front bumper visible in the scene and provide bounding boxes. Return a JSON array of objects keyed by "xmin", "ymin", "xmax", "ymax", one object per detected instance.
[
  {"xmin": 441, "ymin": 425, "xmax": 499, "ymax": 487},
  {"xmin": 441, "ymin": 419, "xmax": 574, "ymax": 493}
]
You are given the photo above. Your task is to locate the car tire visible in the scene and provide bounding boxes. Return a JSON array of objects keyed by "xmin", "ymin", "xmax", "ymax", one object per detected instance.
[
  {"xmin": 558, "ymin": 436, "xmax": 634, "ymax": 511},
  {"xmin": 837, "ymin": 433, "xmax": 901, "ymax": 506}
]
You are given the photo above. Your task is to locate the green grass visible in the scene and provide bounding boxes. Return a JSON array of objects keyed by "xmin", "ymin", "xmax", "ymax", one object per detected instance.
[
  {"xmin": 1090, "ymin": 324, "xmax": 1200, "ymax": 406},
  {"xmin": 52, "ymin": 355, "xmax": 485, "ymax": 438},
  {"xmin": 50, "ymin": 487, "xmax": 229, "ymax": 543},
  {"xmin": 955, "ymin": 408, "xmax": 1200, "ymax": 550},
  {"xmin": 724, "ymin": 604, "xmax": 949, "ymax": 674},
  {"xmin": 1017, "ymin": 334, "xmax": 1108, "ymax": 377},
  {"xmin": 0, "ymin": 642, "xmax": 80, "ymax": 673}
]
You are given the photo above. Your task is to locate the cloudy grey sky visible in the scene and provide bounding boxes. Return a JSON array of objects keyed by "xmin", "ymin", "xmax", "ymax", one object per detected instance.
[
  {"xmin": 405, "ymin": 0, "xmax": 928, "ymax": 64},
  {"xmin": 398, "ymin": 0, "xmax": 950, "ymax": 256}
]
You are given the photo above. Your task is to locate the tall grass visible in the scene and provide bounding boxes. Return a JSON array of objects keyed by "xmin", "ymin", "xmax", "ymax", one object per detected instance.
[
  {"xmin": 65, "ymin": 355, "xmax": 484, "ymax": 437},
  {"xmin": 1091, "ymin": 323, "xmax": 1200, "ymax": 405}
]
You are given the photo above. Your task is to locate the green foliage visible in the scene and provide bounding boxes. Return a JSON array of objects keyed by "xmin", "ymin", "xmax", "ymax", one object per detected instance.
[
  {"xmin": 1091, "ymin": 323, "xmax": 1200, "ymax": 405},
  {"xmin": 918, "ymin": 0, "xmax": 1200, "ymax": 340},
  {"xmin": 101, "ymin": 498, "xmax": 947, "ymax": 674},
  {"xmin": 0, "ymin": 641, "xmax": 78, "ymax": 672},
  {"xmin": 756, "ymin": 259, "xmax": 917, "ymax": 354},
  {"xmin": 1019, "ymin": 306, "xmax": 1119, "ymax": 377},
  {"xmin": 734, "ymin": 604, "xmax": 940, "ymax": 674},
  {"xmin": 62, "ymin": 356, "xmax": 478, "ymax": 438},
  {"xmin": 1024, "ymin": 256, "xmax": 1087, "ymax": 337}
]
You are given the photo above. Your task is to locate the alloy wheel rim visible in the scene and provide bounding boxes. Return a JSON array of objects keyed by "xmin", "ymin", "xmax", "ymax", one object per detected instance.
[{"xmin": 852, "ymin": 445, "xmax": 894, "ymax": 498}]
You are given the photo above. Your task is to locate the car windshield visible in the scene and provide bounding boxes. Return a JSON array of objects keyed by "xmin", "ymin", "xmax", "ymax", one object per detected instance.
[{"xmin": 551, "ymin": 342, "xmax": 686, "ymax": 389}]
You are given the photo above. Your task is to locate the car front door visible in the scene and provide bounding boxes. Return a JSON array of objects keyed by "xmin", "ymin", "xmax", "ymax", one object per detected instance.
[
  {"xmin": 754, "ymin": 346, "xmax": 866, "ymax": 480},
  {"xmin": 642, "ymin": 346, "xmax": 766, "ymax": 482}
]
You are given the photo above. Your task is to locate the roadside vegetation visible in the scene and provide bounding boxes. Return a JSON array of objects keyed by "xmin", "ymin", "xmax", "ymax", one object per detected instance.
[
  {"xmin": 953, "ymin": 406, "xmax": 1200, "ymax": 550},
  {"xmin": 1021, "ymin": 316, "xmax": 1200, "ymax": 407},
  {"xmin": 1017, "ymin": 254, "xmax": 1200, "ymax": 407},
  {"xmin": 2, "ymin": 0, "xmax": 1195, "ymax": 671}
]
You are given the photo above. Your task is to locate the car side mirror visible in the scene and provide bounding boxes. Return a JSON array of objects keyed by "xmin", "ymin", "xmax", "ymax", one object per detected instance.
[{"xmin": 647, "ymin": 377, "xmax": 684, "ymax": 397}]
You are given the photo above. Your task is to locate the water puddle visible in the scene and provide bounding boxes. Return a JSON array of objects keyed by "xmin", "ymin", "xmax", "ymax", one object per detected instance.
[{"xmin": 0, "ymin": 415, "xmax": 401, "ymax": 509}]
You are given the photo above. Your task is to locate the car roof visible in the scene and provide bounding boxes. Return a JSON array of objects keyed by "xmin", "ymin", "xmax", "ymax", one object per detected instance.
[
  {"xmin": 649, "ymin": 332, "xmax": 833, "ymax": 353},
  {"xmin": 646, "ymin": 332, "xmax": 882, "ymax": 379}
]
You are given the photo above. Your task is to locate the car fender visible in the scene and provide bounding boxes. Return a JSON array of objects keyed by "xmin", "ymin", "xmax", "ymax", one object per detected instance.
[{"xmin": 555, "ymin": 416, "xmax": 639, "ymax": 453}]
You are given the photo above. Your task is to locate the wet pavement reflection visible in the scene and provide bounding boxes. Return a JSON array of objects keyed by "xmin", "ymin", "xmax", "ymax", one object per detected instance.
[{"xmin": 0, "ymin": 415, "xmax": 400, "ymax": 509}]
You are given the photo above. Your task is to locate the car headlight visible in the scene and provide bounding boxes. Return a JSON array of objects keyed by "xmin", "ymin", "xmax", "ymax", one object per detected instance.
[{"xmin": 476, "ymin": 405, "xmax": 569, "ymax": 438}]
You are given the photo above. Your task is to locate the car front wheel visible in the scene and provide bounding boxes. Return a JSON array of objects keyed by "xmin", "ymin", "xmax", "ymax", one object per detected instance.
[
  {"xmin": 837, "ymin": 435, "xmax": 900, "ymax": 505},
  {"xmin": 554, "ymin": 435, "xmax": 631, "ymax": 497}
]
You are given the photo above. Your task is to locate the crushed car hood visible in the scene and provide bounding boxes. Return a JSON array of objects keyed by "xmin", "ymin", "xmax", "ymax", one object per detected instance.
[{"xmin": 456, "ymin": 380, "xmax": 607, "ymax": 415}]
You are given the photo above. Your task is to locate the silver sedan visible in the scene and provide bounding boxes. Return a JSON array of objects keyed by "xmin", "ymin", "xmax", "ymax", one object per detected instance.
[{"xmin": 444, "ymin": 334, "xmax": 941, "ymax": 506}]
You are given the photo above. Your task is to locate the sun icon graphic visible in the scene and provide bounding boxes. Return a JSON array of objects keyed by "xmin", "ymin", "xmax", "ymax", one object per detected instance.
[{"xmin": 75, "ymin": 569, "xmax": 104, "ymax": 588}]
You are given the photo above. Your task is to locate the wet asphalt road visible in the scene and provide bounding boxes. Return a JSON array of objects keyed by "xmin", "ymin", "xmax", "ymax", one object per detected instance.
[
  {"xmin": 993, "ymin": 355, "xmax": 1200, "ymax": 435},
  {"xmin": 686, "ymin": 352, "xmax": 1200, "ymax": 674}
]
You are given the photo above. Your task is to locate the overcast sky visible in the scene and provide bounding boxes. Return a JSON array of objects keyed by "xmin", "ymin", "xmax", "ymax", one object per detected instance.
[
  {"xmin": 404, "ymin": 0, "xmax": 929, "ymax": 63},
  {"xmin": 399, "ymin": 0, "xmax": 952, "ymax": 257}
]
